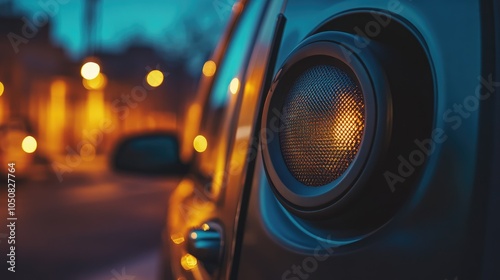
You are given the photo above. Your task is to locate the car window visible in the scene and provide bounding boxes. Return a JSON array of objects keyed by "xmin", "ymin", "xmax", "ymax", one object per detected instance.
[{"xmin": 195, "ymin": 0, "xmax": 264, "ymax": 198}]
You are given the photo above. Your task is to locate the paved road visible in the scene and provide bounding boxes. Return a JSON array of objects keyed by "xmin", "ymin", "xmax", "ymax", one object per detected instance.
[{"xmin": 0, "ymin": 157, "xmax": 179, "ymax": 279}]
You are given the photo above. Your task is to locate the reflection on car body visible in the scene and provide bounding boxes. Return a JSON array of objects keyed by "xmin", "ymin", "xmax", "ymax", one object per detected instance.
[{"xmin": 160, "ymin": 0, "xmax": 500, "ymax": 279}]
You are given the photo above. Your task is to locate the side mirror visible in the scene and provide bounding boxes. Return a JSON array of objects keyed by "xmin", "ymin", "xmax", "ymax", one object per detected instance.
[{"xmin": 111, "ymin": 133, "xmax": 188, "ymax": 176}]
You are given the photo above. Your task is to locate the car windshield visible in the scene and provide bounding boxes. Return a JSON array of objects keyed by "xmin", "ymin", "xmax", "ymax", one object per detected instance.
[{"xmin": 195, "ymin": 0, "xmax": 265, "ymax": 196}]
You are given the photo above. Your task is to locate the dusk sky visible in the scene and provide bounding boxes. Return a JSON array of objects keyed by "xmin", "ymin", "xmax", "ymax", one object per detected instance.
[{"xmin": 12, "ymin": 0, "xmax": 233, "ymax": 66}]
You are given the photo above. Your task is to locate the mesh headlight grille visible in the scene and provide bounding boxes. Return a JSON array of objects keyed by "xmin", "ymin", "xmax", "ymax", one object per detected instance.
[{"xmin": 279, "ymin": 64, "xmax": 365, "ymax": 186}]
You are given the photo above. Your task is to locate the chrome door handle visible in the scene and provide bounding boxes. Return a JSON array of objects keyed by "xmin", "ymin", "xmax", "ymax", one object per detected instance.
[{"xmin": 187, "ymin": 222, "xmax": 223, "ymax": 273}]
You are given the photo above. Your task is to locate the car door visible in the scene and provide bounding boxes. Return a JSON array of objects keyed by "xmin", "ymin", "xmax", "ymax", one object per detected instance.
[
  {"xmin": 235, "ymin": 0, "xmax": 500, "ymax": 279},
  {"xmin": 164, "ymin": 1, "xmax": 279, "ymax": 279}
]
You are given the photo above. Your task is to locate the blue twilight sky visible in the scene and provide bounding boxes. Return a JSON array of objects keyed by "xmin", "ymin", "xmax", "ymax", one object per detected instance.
[{"xmin": 12, "ymin": 0, "xmax": 233, "ymax": 63}]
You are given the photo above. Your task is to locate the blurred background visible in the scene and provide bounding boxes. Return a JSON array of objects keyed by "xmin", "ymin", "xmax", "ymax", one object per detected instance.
[{"xmin": 0, "ymin": 0, "xmax": 233, "ymax": 278}]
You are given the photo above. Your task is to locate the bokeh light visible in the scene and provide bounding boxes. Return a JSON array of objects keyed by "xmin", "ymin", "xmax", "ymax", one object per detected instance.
[
  {"xmin": 81, "ymin": 62, "xmax": 101, "ymax": 80},
  {"xmin": 170, "ymin": 233, "xmax": 185, "ymax": 245},
  {"xmin": 201, "ymin": 223, "xmax": 210, "ymax": 231},
  {"xmin": 193, "ymin": 135, "xmax": 208, "ymax": 153},
  {"xmin": 83, "ymin": 73, "xmax": 107, "ymax": 90},
  {"xmin": 229, "ymin": 77, "xmax": 240, "ymax": 94},
  {"xmin": 22, "ymin": 136, "xmax": 37, "ymax": 154},
  {"xmin": 202, "ymin": 60, "xmax": 217, "ymax": 77},
  {"xmin": 0, "ymin": 81, "xmax": 4, "ymax": 96},
  {"xmin": 180, "ymin": 254, "xmax": 198, "ymax": 270},
  {"xmin": 146, "ymin": 70, "xmax": 164, "ymax": 87}
]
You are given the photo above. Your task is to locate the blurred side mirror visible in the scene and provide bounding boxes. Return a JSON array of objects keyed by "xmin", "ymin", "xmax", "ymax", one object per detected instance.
[{"xmin": 111, "ymin": 133, "xmax": 188, "ymax": 176}]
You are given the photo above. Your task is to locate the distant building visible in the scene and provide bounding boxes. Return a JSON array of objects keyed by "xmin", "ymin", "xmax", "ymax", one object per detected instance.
[{"xmin": 0, "ymin": 13, "xmax": 194, "ymax": 166}]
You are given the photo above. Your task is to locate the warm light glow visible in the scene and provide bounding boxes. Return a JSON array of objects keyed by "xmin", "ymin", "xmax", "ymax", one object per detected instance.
[
  {"xmin": 81, "ymin": 62, "xmax": 100, "ymax": 80},
  {"xmin": 177, "ymin": 179, "xmax": 194, "ymax": 194},
  {"xmin": 22, "ymin": 136, "xmax": 37, "ymax": 154},
  {"xmin": 146, "ymin": 70, "xmax": 164, "ymax": 87},
  {"xmin": 181, "ymin": 254, "xmax": 198, "ymax": 270},
  {"xmin": 0, "ymin": 81, "xmax": 4, "ymax": 96},
  {"xmin": 181, "ymin": 103, "xmax": 202, "ymax": 162},
  {"xmin": 80, "ymin": 143, "xmax": 96, "ymax": 161},
  {"xmin": 331, "ymin": 93, "xmax": 365, "ymax": 150},
  {"xmin": 229, "ymin": 78, "xmax": 240, "ymax": 94},
  {"xmin": 190, "ymin": 232, "xmax": 198, "ymax": 239},
  {"xmin": 86, "ymin": 90, "xmax": 105, "ymax": 130},
  {"xmin": 83, "ymin": 73, "xmax": 107, "ymax": 90},
  {"xmin": 202, "ymin": 60, "xmax": 217, "ymax": 77},
  {"xmin": 193, "ymin": 135, "xmax": 208, "ymax": 153},
  {"xmin": 46, "ymin": 80, "xmax": 66, "ymax": 153},
  {"xmin": 171, "ymin": 233, "xmax": 185, "ymax": 245},
  {"xmin": 201, "ymin": 223, "xmax": 210, "ymax": 231}
]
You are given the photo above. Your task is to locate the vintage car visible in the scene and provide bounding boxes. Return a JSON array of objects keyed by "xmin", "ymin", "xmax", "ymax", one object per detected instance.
[{"xmin": 116, "ymin": 0, "xmax": 500, "ymax": 279}]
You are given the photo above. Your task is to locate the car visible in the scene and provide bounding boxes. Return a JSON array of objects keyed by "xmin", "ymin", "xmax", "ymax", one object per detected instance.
[{"xmin": 114, "ymin": 0, "xmax": 500, "ymax": 279}]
